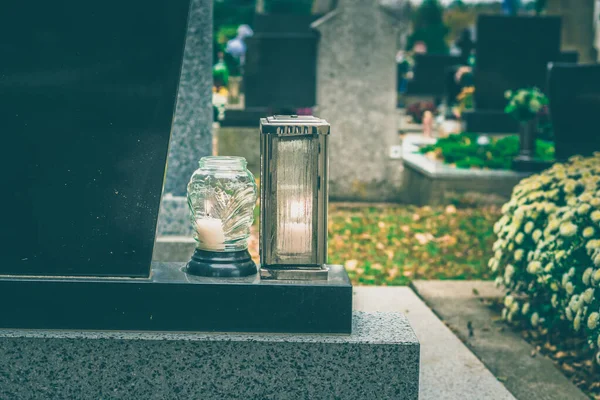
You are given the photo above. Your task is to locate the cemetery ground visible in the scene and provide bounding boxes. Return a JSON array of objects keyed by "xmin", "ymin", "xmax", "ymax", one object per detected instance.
[{"xmin": 247, "ymin": 203, "xmax": 500, "ymax": 286}]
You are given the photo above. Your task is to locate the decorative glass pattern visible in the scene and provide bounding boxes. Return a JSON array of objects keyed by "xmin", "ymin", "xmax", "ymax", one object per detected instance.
[
  {"xmin": 187, "ymin": 157, "xmax": 257, "ymax": 252},
  {"xmin": 271, "ymin": 138, "xmax": 316, "ymax": 263}
]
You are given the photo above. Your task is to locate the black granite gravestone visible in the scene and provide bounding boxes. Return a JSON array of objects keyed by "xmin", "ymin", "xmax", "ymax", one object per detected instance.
[
  {"xmin": 0, "ymin": 0, "xmax": 353, "ymax": 334},
  {"xmin": 405, "ymin": 54, "xmax": 461, "ymax": 97},
  {"xmin": 244, "ymin": 14, "xmax": 319, "ymax": 109},
  {"xmin": 1, "ymin": 0, "xmax": 191, "ymax": 277},
  {"xmin": 464, "ymin": 15, "xmax": 561, "ymax": 133},
  {"xmin": 548, "ymin": 63, "xmax": 600, "ymax": 161}
]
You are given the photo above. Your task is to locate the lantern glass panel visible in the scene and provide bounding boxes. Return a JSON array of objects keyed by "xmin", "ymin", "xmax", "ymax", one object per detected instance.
[{"xmin": 273, "ymin": 138, "xmax": 317, "ymax": 262}]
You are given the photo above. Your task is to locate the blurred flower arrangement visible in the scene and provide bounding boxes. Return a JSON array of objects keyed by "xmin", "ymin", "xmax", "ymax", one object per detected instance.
[
  {"xmin": 406, "ymin": 101, "xmax": 437, "ymax": 124},
  {"xmin": 212, "ymin": 86, "xmax": 228, "ymax": 121},
  {"xmin": 419, "ymin": 132, "xmax": 554, "ymax": 170},
  {"xmin": 454, "ymin": 86, "xmax": 474, "ymax": 118},
  {"xmin": 504, "ymin": 87, "xmax": 549, "ymax": 122},
  {"xmin": 489, "ymin": 153, "xmax": 600, "ymax": 364}
]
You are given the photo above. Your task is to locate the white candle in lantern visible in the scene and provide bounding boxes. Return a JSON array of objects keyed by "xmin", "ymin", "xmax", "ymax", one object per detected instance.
[
  {"xmin": 195, "ymin": 217, "xmax": 225, "ymax": 251},
  {"xmin": 277, "ymin": 222, "xmax": 311, "ymax": 255}
]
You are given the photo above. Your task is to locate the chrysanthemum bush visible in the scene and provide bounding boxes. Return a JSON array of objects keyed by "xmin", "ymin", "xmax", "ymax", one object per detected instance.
[{"xmin": 489, "ymin": 153, "xmax": 600, "ymax": 363}]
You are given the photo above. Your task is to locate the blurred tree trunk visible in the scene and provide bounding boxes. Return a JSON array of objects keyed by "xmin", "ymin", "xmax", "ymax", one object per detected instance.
[{"xmin": 256, "ymin": 0, "xmax": 265, "ymax": 13}]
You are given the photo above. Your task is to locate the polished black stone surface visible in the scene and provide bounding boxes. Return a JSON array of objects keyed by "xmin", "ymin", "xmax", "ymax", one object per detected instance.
[
  {"xmin": 406, "ymin": 54, "xmax": 461, "ymax": 97},
  {"xmin": 474, "ymin": 15, "xmax": 561, "ymax": 111},
  {"xmin": 549, "ymin": 63, "xmax": 600, "ymax": 161},
  {"xmin": 0, "ymin": 263, "xmax": 353, "ymax": 334},
  {"xmin": 1, "ymin": 0, "xmax": 191, "ymax": 277},
  {"xmin": 463, "ymin": 109, "xmax": 518, "ymax": 134}
]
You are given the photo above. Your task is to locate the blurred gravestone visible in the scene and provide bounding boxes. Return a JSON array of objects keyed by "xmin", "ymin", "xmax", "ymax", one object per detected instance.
[
  {"xmin": 547, "ymin": 0, "xmax": 595, "ymax": 63},
  {"xmin": 0, "ymin": 0, "xmax": 191, "ymax": 277},
  {"xmin": 548, "ymin": 63, "xmax": 600, "ymax": 160},
  {"xmin": 406, "ymin": 54, "xmax": 461, "ymax": 97},
  {"xmin": 313, "ymin": 0, "xmax": 405, "ymax": 201},
  {"xmin": 244, "ymin": 13, "xmax": 319, "ymax": 110},
  {"xmin": 464, "ymin": 15, "xmax": 561, "ymax": 133}
]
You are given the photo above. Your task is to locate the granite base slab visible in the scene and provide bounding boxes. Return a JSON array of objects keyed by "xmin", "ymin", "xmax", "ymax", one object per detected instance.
[
  {"xmin": 0, "ymin": 312, "xmax": 420, "ymax": 400},
  {"xmin": 401, "ymin": 135, "xmax": 532, "ymax": 205}
]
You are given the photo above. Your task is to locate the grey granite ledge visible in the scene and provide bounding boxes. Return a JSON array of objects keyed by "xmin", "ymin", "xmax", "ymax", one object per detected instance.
[
  {"xmin": 0, "ymin": 312, "xmax": 420, "ymax": 400},
  {"xmin": 0, "ymin": 312, "xmax": 417, "ymax": 345}
]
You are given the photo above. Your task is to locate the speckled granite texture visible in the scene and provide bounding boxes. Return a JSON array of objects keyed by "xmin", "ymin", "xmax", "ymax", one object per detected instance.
[
  {"xmin": 156, "ymin": 194, "xmax": 193, "ymax": 236},
  {"xmin": 164, "ymin": 0, "xmax": 213, "ymax": 196},
  {"xmin": 313, "ymin": 0, "xmax": 405, "ymax": 202},
  {"xmin": 0, "ymin": 312, "xmax": 419, "ymax": 399}
]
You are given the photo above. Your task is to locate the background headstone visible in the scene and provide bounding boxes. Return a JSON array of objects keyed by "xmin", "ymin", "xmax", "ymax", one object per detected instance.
[
  {"xmin": 464, "ymin": 15, "xmax": 561, "ymax": 133},
  {"xmin": 547, "ymin": 0, "xmax": 596, "ymax": 63},
  {"xmin": 164, "ymin": 0, "xmax": 214, "ymax": 196},
  {"xmin": 475, "ymin": 15, "xmax": 561, "ymax": 111},
  {"xmin": 244, "ymin": 14, "xmax": 319, "ymax": 110},
  {"xmin": 313, "ymin": 0, "xmax": 404, "ymax": 201},
  {"xmin": 1, "ymin": 0, "xmax": 191, "ymax": 277},
  {"xmin": 406, "ymin": 54, "xmax": 461, "ymax": 97},
  {"xmin": 548, "ymin": 63, "xmax": 600, "ymax": 160}
]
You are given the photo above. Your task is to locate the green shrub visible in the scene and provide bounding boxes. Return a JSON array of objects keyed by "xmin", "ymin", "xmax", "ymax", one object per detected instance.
[
  {"xmin": 488, "ymin": 154, "xmax": 600, "ymax": 364},
  {"xmin": 419, "ymin": 133, "xmax": 554, "ymax": 170}
]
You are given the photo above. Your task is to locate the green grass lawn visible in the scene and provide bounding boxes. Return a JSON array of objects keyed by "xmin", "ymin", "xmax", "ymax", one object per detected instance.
[{"xmin": 327, "ymin": 204, "xmax": 501, "ymax": 285}]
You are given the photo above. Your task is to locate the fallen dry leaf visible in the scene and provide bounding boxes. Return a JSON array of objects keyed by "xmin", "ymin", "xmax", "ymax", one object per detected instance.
[{"xmin": 345, "ymin": 259, "xmax": 358, "ymax": 271}]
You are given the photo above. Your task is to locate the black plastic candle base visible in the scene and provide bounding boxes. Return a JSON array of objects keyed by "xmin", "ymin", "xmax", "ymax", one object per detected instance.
[{"xmin": 186, "ymin": 249, "xmax": 257, "ymax": 278}]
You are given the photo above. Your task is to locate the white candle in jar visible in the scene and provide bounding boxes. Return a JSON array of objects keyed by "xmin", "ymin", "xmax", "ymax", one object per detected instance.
[{"xmin": 195, "ymin": 217, "xmax": 225, "ymax": 251}]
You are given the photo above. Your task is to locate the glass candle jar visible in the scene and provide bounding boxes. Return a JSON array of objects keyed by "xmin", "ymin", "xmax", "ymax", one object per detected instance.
[{"xmin": 186, "ymin": 156, "xmax": 257, "ymax": 277}]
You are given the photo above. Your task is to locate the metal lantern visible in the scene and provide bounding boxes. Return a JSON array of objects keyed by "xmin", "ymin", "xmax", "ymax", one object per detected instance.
[{"xmin": 259, "ymin": 115, "xmax": 330, "ymax": 280}]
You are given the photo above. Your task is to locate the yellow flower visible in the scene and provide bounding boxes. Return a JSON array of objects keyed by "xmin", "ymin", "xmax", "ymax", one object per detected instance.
[
  {"xmin": 560, "ymin": 222, "xmax": 578, "ymax": 237},
  {"xmin": 514, "ymin": 249, "xmax": 524, "ymax": 261},
  {"xmin": 527, "ymin": 261, "xmax": 541, "ymax": 274},
  {"xmin": 588, "ymin": 312, "xmax": 600, "ymax": 330},
  {"xmin": 583, "ymin": 268, "xmax": 593, "ymax": 285},
  {"xmin": 510, "ymin": 301, "xmax": 519, "ymax": 314},
  {"xmin": 524, "ymin": 221, "xmax": 535, "ymax": 234},
  {"xmin": 578, "ymin": 204, "xmax": 592, "ymax": 215},
  {"xmin": 592, "ymin": 211, "xmax": 600, "ymax": 223},
  {"xmin": 591, "ymin": 198, "xmax": 600, "ymax": 207},
  {"xmin": 574, "ymin": 313, "xmax": 582, "ymax": 331},
  {"xmin": 532, "ymin": 230, "xmax": 542, "ymax": 242},
  {"xmin": 584, "ymin": 288, "xmax": 595, "ymax": 303},
  {"xmin": 531, "ymin": 312, "xmax": 540, "ymax": 327},
  {"xmin": 515, "ymin": 232, "xmax": 525, "ymax": 244},
  {"xmin": 551, "ymin": 294, "xmax": 558, "ymax": 307},
  {"xmin": 566, "ymin": 307, "xmax": 573, "ymax": 321},
  {"xmin": 564, "ymin": 180, "xmax": 577, "ymax": 193},
  {"xmin": 580, "ymin": 193, "xmax": 593, "ymax": 203},
  {"xmin": 584, "ymin": 227, "xmax": 596, "ymax": 238},
  {"xmin": 504, "ymin": 295, "xmax": 514, "ymax": 308},
  {"xmin": 522, "ymin": 303, "xmax": 530, "ymax": 315},
  {"xmin": 544, "ymin": 262, "xmax": 554, "ymax": 272},
  {"xmin": 551, "ymin": 282, "xmax": 559, "ymax": 292},
  {"xmin": 556, "ymin": 250, "xmax": 566, "ymax": 260},
  {"xmin": 594, "ymin": 269, "xmax": 600, "ymax": 283},
  {"xmin": 547, "ymin": 219, "xmax": 560, "ymax": 232},
  {"xmin": 566, "ymin": 282, "xmax": 575, "ymax": 295}
]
